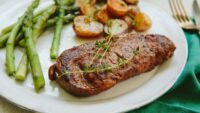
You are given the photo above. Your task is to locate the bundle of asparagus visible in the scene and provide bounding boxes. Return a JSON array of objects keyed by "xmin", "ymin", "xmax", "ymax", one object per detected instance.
[{"xmin": 0, "ymin": 0, "xmax": 80, "ymax": 92}]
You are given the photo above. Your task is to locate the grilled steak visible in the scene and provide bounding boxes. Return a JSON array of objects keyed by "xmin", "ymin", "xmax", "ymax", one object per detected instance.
[{"xmin": 49, "ymin": 33, "xmax": 176, "ymax": 97}]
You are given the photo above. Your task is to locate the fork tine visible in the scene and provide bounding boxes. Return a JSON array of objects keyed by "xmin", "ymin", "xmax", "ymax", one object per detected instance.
[
  {"xmin": 169, "ymin": 0, "xmax": 175, "ymax": 17},
  {"xmin": 169, "ymin": 0, "xmax": 181, "ymax": 22},
  {"xmin": 179, "ymin": 0, "xmax": 191, "ymax": 22},
  {"xmin": 173, "ymin": 0, "xmax": 186, "ymax": 22},
  {"xmin": 175, "ymin": 0, "xmax": 187, "ymax": 22},
  {"xmin": 169, "ymin": 0, "xmax": 196, "ymax": 30},
  {"xmin": 170, "ymin": 0, "xmax": 184, "ymax": 22}
]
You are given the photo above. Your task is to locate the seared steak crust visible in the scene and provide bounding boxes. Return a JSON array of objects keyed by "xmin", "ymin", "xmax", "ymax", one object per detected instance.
[{"xmin": 49, "ymin": 33, "xmax": 176, "ymax": 96}]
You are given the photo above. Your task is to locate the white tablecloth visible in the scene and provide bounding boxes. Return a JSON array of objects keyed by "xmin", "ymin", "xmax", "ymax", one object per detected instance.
[{"xmin": 0, "ymin": 0, "xmax": 194, "ymax": 113}]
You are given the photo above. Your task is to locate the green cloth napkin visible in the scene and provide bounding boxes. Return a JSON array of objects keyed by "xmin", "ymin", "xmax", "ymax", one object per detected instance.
[{"xmin": 128, "ymin": 31, "xmax": 200, "ymax": 113}]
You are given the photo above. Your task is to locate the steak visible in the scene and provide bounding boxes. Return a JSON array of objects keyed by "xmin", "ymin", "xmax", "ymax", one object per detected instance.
[{"xmin": 48, "ymin": 33, "xmax": 176, "ymax": 97}]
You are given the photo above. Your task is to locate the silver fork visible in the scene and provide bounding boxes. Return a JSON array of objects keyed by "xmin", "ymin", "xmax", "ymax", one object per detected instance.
[{"xmin": 169, "ymin": 0, "xmax": 197, "ymax": 30}]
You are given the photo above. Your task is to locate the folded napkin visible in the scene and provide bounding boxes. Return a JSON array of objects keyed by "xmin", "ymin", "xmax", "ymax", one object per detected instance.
[{"xmin": 128, "ymin": 31, "xmax": 200, "ymax": 113}]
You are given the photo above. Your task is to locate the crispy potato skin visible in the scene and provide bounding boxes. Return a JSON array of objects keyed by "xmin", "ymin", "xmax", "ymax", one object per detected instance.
[
  {"xmin": 75, "ymin": 0, "xmax": 152, "ymax": 35},
  {"xmin": 123, "ymin": 16, "xmax": 133, "ymax": 29},
  {"xmin": 73, "ymin": 16, "xmax": 104, "ymax": 38},
  {"xmin": 125, "ymin": 0, "xmax": 138, "ymax": 5},
  {"xmin": 80, "ymin": 4, "xmax": 96, "ymax": 15},
  {"xmin": 134, "ymin": 13, "xmax": 152, "ymax": 32},
  {"xmin": 76, "ymin": 0, "xmax": 96, "ymax": 6},
  {"xmin": 107, "ymin": 0, "xmax": 129, "ymax": 17},
  {"xmin": 128, "ymin": 5, "xmax": 140, "ymax": 17},
  {"xmin": 96, "ymin": 5, "xmax": 111, "ymax": 24},
  {"xmin": 123, "ymin": 6, "xmax": 140, "ymax": 29}
]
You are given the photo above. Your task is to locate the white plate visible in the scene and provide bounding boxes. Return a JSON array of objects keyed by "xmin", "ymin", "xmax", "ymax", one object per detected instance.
[{"xmin": 0, "ymin": 0, "xmax": 188, "ymax": 113}]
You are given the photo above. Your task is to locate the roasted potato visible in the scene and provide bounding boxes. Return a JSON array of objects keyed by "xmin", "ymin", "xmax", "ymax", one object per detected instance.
[
  {"xmin": 123, "ymin": 16, "xmax": 133, "ymax": 29},
  {"xmin": 123, "ymin": 6, "xmax": 140, "ymax": 29},
  {"xmin": 128, "ymin": 5, "xmax": 140, "ymax": 18},
  {"xmin": 96, "ymin": 5, "xmax": 111, "ymax": 24},
  {"xmin": 76, "ymin": 0, "xmax": 96, "ymax": 6},
  {"xmin": 73, "ymin": 16, "xmax": 104, "ymax": 38},
  {"xmin": 125, "ymin": 0, "xmax": 138, "ymax": 5},
  {"xmin": 107, "ymin": 0, "xmax": 129, "ymax": 17},
  {"xmin": 133, "ymin": 13, "xmax": 152, "ymax": 32},
  {"xmin": 104, "ymin": 19, "xmax": 128, "ymax": 36},
  {"xmin": 80, "ymin": 4, "xmax": 96, "ymax": 15}
]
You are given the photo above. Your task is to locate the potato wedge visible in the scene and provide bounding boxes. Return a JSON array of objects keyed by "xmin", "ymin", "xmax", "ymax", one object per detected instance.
[
  {"xmin": 104, "ymin": 19, "xmax": 128, "ymax": 36},
  {"xmin": 73, "ymin": 16, "xmax": 104, "ymax": 38},
  {"xmin": 133, "ymin": 13, "xmax": 152, "ymax": 32},
  {"xmin": 107, "ymin": 0, "xmax": 128, "ymax": 17}
]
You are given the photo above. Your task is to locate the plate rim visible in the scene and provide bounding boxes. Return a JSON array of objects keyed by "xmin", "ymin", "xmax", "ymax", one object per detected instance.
[{"xmin": 0, "ymin": 1, "xmax": 188, "ymax": 113}]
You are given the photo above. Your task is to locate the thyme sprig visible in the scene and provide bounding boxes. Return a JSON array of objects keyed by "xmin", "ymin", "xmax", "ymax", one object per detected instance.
[
  {"xmin": 56, "ymin": 46, "xmax": 141, "ymax": 79},
  {"xmin": 58, "ymin": 58, "xmax": 127, "ymax": 78},
  {"xmin": 99, "ymin": 41, "xmax": 112, "ymax": 65},
  {"xmin": 133, "ymin": 46, "xmax": 140, "ymax": 56},
  {"xmin": 89, "ymin": 35, "xmax": 113, "ymax": 65}
]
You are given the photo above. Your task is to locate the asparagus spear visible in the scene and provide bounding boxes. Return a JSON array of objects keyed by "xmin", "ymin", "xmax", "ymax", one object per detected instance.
[
  {"xmin": 0, "ymin": 13, "xmax": 78, "ymax": 48},
  {"xmin": 1, "ymin": 25, "xmax": 14, "ymax": 35},
  {"xmin": 50, "ymin": 0, "xmax": 66, "ymax": 59},
  {"xmin": 1, "ymin": 14, "xmax": 38, "ymax": 35},
  {"xmin": 23, "ymin": 4, "xmax": 45, "ymax": 92},
  {"xmin": 0, "ymin": 7, "xmax": 79, "ymax": 48},
  {"xmin": 19, "ymin": 7, "xmax": 79, "ymax": 47},
  {"xmin": 6, "ymin": 15, "xmax": 26, "ymax": 75},
  {"xmin": 63, "ymin": 0, "xmax": 75, "ymax": 6},
  {"xmin": 16, "ymin": 14, "xmax": 77, "ymax": 81},
  {"xmin": 18, "ymin": 13, "xmax": 78, "ymax": 47},
  {"xmin": 15, "ymin": 5, "xmax": 57, "ymax": 81},
  {"xmin": 33, "ymin": 5, "xmax": 57, "ymax": 42},
  {"xmin": 15, "ymin": 54, "xmax": 28, "ymax": 81},
  {"xmin": 64, "ymin": 6, "xmax": 80, "ymax": 14},
  {"xmin": 1, "ymin": 6, "xmax": 79, "ymax": 35},
  {"xmin": 0, "ymin": 31, "xmax": 23, "ymax": 48},
  {"xmin": 33, "ymin": 5, "xmax": 54, "ymax": 20},
  {"xmin": 46, "ymin": 13, "xmax": 78, "ymax": 27},
  {"xmin": 0, "ymin": 33, "xmax": 9, "ymax": 48},
  {"xmin": 1, "ymin": 5, "xmax": 52, "ymax": 35},
  {"xmin": 5, "ymin": 0, "xmax": 40, "ymax": 75}
]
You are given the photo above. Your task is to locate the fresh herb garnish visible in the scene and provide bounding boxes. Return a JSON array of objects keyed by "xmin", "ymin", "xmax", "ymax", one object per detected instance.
[
  {"xmin": 82, "ymin": 64, "xmax": 91, "ymax": 73},
  {"xmin": 107, "ymin": 19, "xmax": 113, "ymax": 27},
  {"xmin": 132, "ymin": 20, "xmax": 137, "ymax": 26},
  {"xmin": 102, "ymin": 63, "xmax": 112, "ymax": 72},
  {"xmin": 95, "ymin": 40, "xmax": 106, "ymax": 48},
  {"xmin": 60, "ymin": 47, "xmax": 141, "ymax": 78},
  {"xmin": 133, "ymin": 46, "xmax": 140, "ymax": 56},
  {"xmin": 84, "ymin": 14, "xmax": 93, "ymax": 24},
  {"xmin": 98, "ymin": 54, "xmax": 104, "ymax": 59}
]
